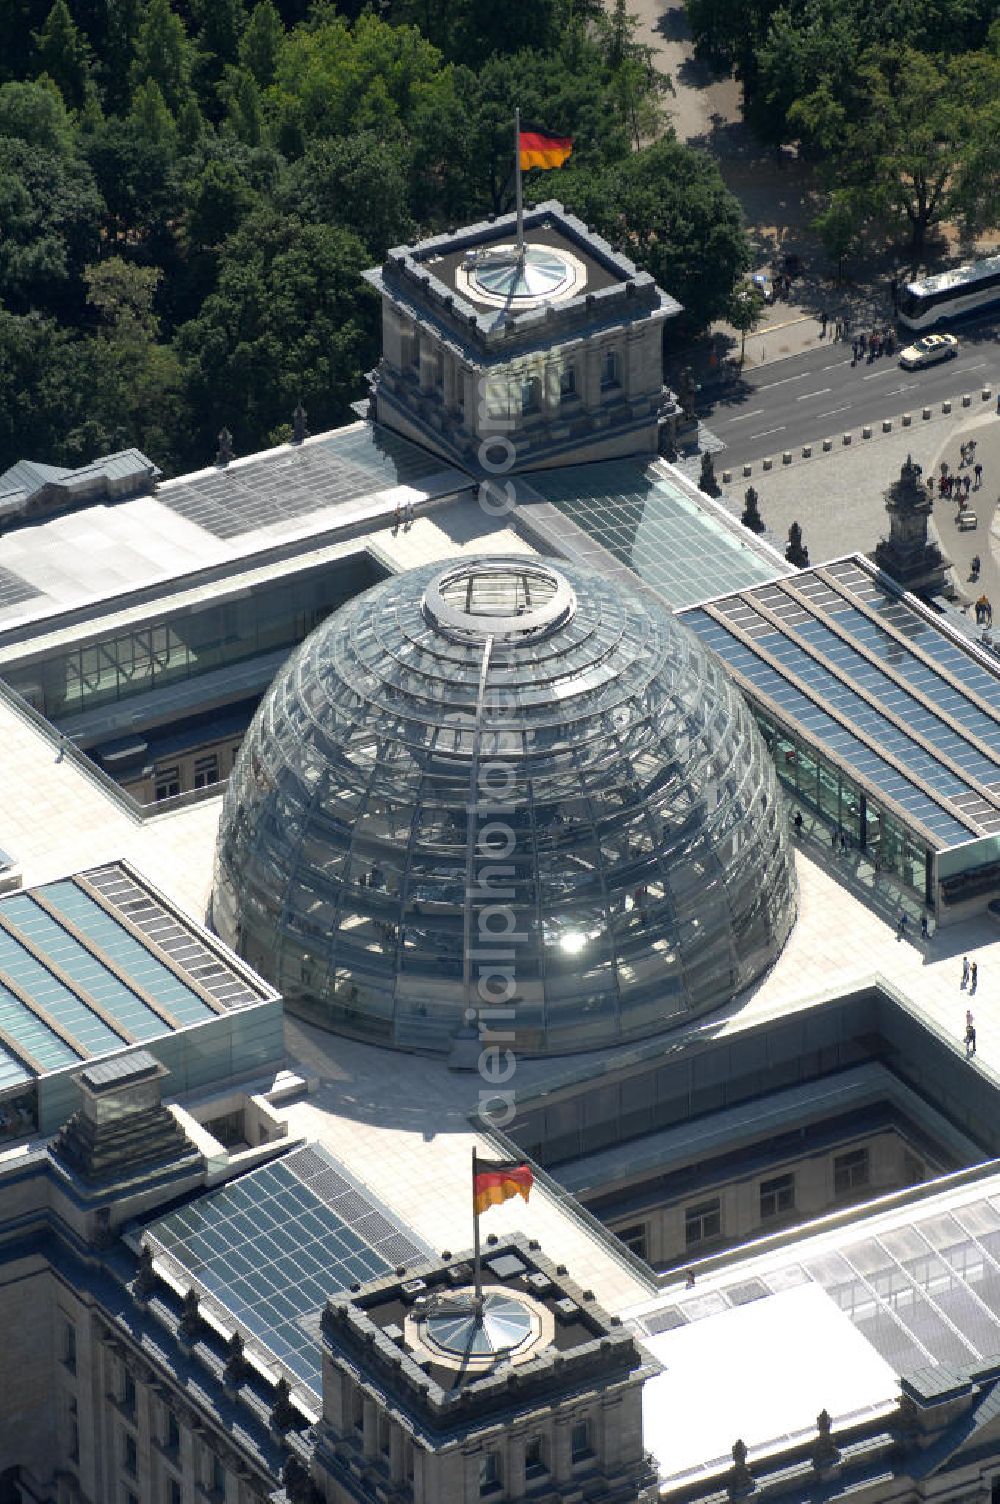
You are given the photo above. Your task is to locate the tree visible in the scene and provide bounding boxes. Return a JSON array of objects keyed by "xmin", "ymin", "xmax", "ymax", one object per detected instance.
[
  {"xmin": 281, "ymin": 133, "xmax": 415, "ymax": 255},
  {"xmin": 130, "ymin": 0, "xmax": 196, "ymax": 115},
  {"xmin": 0, "ymin": 309, "xmax": 83, "ymax": 471},
  {"xmin": 73, "ymin": 257, "xmax": 185, "ymax": 467},
  {"xmin": 559, "ymin": 138, "xmax": 751, "ymax": 327},
  {"xmin": 741, "ymin": 485, "xmax": 765, "ymax": 533},
  {"xmin": 175, "ymin": 210, "xmax": 379, "ymax": 461},
  {"xmin": 727, "ymin": 280, "xmax": 764, "ymax": 365},
  {"xmin": 841, "ymin": 48, "xmax": 973, "ymax": 256},
  {"xmin": 0, "ymin": 77, "xmax": 75, "ymax": 151},
  {"xmin": 812, "ymin": 190, "xmax": 865, "ymax": 281},
  {"xmin": 239, "ymin": 0, "xmax": 283, "ymax": 85},
  {"xmin": 0, "ymin": 135, "xmax": 104, "ymax": 316},
  {"xmin": 33, "ymin": 0, "xmax": 92, "ymax": 109}
]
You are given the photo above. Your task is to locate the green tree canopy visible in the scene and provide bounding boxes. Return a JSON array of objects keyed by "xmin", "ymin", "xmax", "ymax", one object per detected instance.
[
  {"xmin": 557, "ymin": 136, "xmax": 751, "ymax": 327},
  {"xmin": 175, "ymin": 210, "xmax": 378, "ymax": 458},
  {"xmin": 33, "ymin": 0, "xmax": 93, "ymax": 110},
  {"xmin": 130, "ymin": 0, "xmax": 196, "ymax": 114},
  {"xmin": 0, "ymin": 136, "xmax": 104, "ymax": 314},
  {"xmin": 0, "ymin": 77, "xmax": 75, "ymax": 150}
]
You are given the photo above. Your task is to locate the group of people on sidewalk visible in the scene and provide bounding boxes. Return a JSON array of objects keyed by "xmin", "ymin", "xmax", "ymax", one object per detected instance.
[{"xmin": 962, "ymin": 957, "xmax": 981, "ymax": 1057}]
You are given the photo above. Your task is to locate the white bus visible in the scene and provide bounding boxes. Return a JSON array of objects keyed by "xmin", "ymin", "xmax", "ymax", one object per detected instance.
[{"xmin": 897, "ymin": 253, "xmax": 1000, "ymax": 330}]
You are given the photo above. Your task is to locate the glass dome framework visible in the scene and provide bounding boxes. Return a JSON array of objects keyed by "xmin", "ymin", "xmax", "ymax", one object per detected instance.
[{"xmin": 212, "ymin": 557, "xmax": 798, "ymax": 1056}]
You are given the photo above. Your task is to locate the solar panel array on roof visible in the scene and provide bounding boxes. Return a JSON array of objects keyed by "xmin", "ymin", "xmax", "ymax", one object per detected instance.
[
  {"xmin": 141, "ymin": 1143, "xmax": 429, "ymax": 1397},
  {"xmin": 159, "ymin": 424, "xmax": 466, "ymax": 540},
  {"xmin": 523, "ymin": 459, "xmax": 787, "ymax": 608},
  {"xmin": 681, "ymin": 556, "xmax": 1000, "ymax": 849},
  {"xmin": 83, "ymin": 864, "xmax": 264, "ymax": 1011},
  {"xmin": 0, "ymin": 862, "xmax": 271, "ymax": 1090}
]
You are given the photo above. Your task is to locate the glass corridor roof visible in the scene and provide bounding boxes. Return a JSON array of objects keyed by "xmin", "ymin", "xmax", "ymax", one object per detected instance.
[
  {"xmin": 521, "ymin": 459, "xmax": 788, "ymax": 609},
  {"xmin": 681, "ymin": 556, "xmax": 1000, "ymax": 850},
  {"xmin": 213, "ymin": 555, "xmax": 798, "ymax": 1056},
  {"xmin": 0, "ymin": 862, "xmax": 273, "ymax": 1092},
  {"xmin": 138, "ymin": 1143, "xmax": 429, "ymax": 1398},
  {"xmin": 635, "ymin": 1187, "xmax": 1000, "ymax": 1381}
]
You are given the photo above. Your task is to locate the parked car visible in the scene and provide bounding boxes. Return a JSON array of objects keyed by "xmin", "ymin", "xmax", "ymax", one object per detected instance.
[
  {"xmin": 899, "ymin": 332, "xmax": 959, "ymax": 369},
  {"xmin": 751, "ymin": 272, "xmax": 775, "ymax": 304}
]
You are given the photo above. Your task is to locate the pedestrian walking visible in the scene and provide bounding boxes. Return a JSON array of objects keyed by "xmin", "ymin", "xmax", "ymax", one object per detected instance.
[
  {"xmin": 974, "ymin": 463, "xmax": 983, "ymax": 489},
  {"xmin": 897, "ymin": 912, "xmax": 908, "ymax": 940},
  {"xmin": 964, "ymin": 474, "xmax": 971, "ymax": 498},
  {"xmin": 966, "ymin": 1011, "xmax": 977, "ymax": 1057},
  {"xmin": 971, "ymin": 960, "xmax": 978, "ymax": 992},
  {"xmin": 831, "ymin": 827, "xmax": 839, "ymax": 849},
  {"xmin": 820, "ymin": 309, "xmax": 828, "ymax": 337},
  {"xmin": 920, "ymin": 914, "xmax": 929, "ymax": 941},
  {"xmin": 962, "ymin": 955, "xmax": 971, "ymax": 987},
  {"xmin": 393, "ymin": 502, "xmax": 401, "ymax": 531},
  {"xmin": 793, "ymin": 809, "xmax": 803, "ymax": 836}
]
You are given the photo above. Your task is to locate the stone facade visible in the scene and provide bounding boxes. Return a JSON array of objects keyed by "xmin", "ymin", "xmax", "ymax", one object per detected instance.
[{"xmin": 363, "ymin": 201, "xmax": 681, "ymax": 473}]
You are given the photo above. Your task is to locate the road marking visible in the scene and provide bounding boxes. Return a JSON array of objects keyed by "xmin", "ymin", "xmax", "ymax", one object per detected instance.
[
  {"xmin": 749, "ymin": 425, "xmax": 787, "ymax": 439},
  {"xmin": 862, "ymin": 368, "xmax": 896, "ymax": 380},
  {"xmin": 725, "ymin": 408, "xmax": 765, "ymax": 423},
  {"xmin": 756, "ymin": 372, "xmax": 810, "ymax": 390},
  {"xmin": 796, "ymin": 388, "xmax": 832, "ymax": 400},
  {"xmin": 818, "ymin": 404, "xmax": 852, "ymax": 419},
  {"xmin": 821, "ymin": 361, "xmax": 853, "ymax": 371}
]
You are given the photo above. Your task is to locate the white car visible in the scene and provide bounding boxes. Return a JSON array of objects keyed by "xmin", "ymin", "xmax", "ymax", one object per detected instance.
[{"xmin": 899, "ymin": 332, "xmax": 959, "ymax": 369}]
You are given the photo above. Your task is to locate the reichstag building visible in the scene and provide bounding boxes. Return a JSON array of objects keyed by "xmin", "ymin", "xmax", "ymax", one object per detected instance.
[{"xmin": 0, "ymin": 202, "xmax": 996, "ymax": 1504}]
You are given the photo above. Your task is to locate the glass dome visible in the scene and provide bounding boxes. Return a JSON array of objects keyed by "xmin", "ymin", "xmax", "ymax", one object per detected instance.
[{"xmin": 212, "ymin": 557, "xmax": 797, "ymax": 1056}]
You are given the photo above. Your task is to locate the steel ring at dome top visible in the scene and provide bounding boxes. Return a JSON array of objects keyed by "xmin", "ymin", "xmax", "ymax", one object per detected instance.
[{"xmin": 421, "ymin": 559, "xmax": 576, "ymax": 642}]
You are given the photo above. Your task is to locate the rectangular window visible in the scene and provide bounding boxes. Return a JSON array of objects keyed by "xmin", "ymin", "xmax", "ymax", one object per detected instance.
[
  {"xmin": 521, "ymin": 376, "xmax": 540, "ymax": 414},
  {"xmin": 121, "ymin": 1370, "xmax": 136, "ymax": 1421},
  {"xmin": 123, "ymin": 1432, "xmax": 138, "ymax": 1476},
  {"xmin": 154, "ymin": 766, "xmax": 181, "ymax": 801},
  {"xmin": 834, "ymin": 1147, "xmax": 870, "ymax": 1196},
  {"xmin": 165, "ymin": 1408, "xmax": 180, "ymax": 1454},
  {"xmin": 525, "ymin": 1436, "xmax": 545, "ymax": 1476},
  {"xmin": 479, "ymin": 1451, "xmax": 502, "ymax": 1493},
  {"xmin": 685, "ymin": 1198, "xmax": 721, "ymax": 1248},
  {"xmin": 63, "ymin": 1318, "xmax": 77, "ymax": 1373},
  {"xmin": 124, "ymin": 1492, "xmax": 139, "ymax": 1504},
  {"xmin": 560, "ymin": 366, "xmax": 576, "ymax": 399},
  {"xmin": 600, "ymin": 349, "xmax": 621, "ymax": 389},
  {"xmin": 67, "ymin": 1397, "xmax": 79, "ymax": 1464},
  {"xmin": 760, "ymin": 1172, "xmax": 795, "ymax": 1221},
  {"xmin": 211, "ymin": 1456, "xmax": 225, "ymax": 1495},
  {"xmin": 616, "ymin": 1223, "xmax": 647, "ymax": 1260},
  {"xmin": 193, "ymin": 754, "xmax": 219, "ymax": 789},
  {"xmin": 571, "ymin": 1419, "xmax": 592, "ymax": 1461},
  {"xmin": 168, "ymin": 1481, "xmax": 181, "ymax": 1504}
]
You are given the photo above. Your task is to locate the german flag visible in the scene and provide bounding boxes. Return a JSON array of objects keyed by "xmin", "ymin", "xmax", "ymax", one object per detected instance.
[
  {"xmin": 473, "ymin": 1158, "xmax": 534, "ymax": 1216},
  {"xmin": 519, "ymin": 128, "xmax": 573, "ymax": 172}
]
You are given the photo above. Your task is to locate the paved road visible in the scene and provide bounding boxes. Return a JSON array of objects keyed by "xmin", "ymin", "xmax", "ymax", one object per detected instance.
[{"xmin": 702, "ymin": 322, "xmax": 1000, "ymax": 468}]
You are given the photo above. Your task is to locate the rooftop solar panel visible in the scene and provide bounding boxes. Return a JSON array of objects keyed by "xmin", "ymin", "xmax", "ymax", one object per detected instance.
[
  {"xmin": 40, "ymin": 880, "xmax": 215, "ymax": 1027},
  {"xmin": 83, "ymin": 865, "xmax": 264, "ymax": 1011},
  {"xmin": 140, "ymin": 1142, "xmax": 430, "ymax": 1398}
]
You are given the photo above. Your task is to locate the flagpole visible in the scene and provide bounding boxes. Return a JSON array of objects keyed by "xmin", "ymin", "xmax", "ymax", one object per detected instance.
[
  {"xmin": 514, "ymin": 107, "xmax": 524, "ymax": 255},
  {"xmin": 472, "ymin": 1146, "xmax": 484, "ymax": 1321}
]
